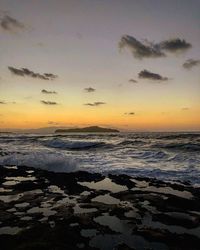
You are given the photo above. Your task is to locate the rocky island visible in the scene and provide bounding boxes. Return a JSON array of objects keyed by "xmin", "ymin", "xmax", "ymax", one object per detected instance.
[{"xmin": 55, "ymin": 126, "xmax": 119, "ymax": 133}]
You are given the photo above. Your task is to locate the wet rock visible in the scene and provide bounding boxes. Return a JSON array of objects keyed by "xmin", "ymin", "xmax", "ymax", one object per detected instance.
[
  {"xmin": 135, "ymin": 228, "xmax": 200, "ymax": 250},
  {"xmin": 152, "ymin": 212, "xmax": 200, "ymax": 229},
  {"xmin": 0, "ymin": 165, "xmax": 200, "ymax": 250},
  {"xmin": 114, "ymin": 243, "xmax": 136, "ymax": 250}
]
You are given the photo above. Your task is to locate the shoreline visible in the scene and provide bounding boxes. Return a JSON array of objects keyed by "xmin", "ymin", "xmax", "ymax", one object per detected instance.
[{"xmin": 0, "ymin": 165, "xmax": 200, "ymax": 249}]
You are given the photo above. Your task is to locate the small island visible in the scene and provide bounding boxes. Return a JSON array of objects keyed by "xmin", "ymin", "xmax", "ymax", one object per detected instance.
[{"xmin": 55, "ymin": 126, "xmax": 119, "ymax": 133}]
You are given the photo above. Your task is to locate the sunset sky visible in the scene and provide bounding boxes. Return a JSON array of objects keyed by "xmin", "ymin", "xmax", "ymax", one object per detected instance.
[{"xmin": 0, "ymin": 0, "xmax": 200, "ymax": 131}]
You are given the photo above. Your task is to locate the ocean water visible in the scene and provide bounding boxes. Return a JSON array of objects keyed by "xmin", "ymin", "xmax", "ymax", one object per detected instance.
[{"xmin": 0, "ymin": 132, "xmax": 200, "ymax": 185}]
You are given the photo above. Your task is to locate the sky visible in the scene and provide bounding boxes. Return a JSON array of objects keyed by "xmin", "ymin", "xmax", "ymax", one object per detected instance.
[{"xmin": 0, "ymin": 0, "xmax": 200, "ymax": 131}]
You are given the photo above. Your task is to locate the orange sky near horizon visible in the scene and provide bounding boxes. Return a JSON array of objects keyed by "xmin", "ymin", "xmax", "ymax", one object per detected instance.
[{"xmin": 1, "ymin": 100, "xmax": 200, "ymax": 131}]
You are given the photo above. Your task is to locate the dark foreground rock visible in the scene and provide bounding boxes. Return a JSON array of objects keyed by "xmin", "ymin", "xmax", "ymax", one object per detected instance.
[{"xmin": 0, "ymin": 165, "xmax": 200, "ymax": 250}]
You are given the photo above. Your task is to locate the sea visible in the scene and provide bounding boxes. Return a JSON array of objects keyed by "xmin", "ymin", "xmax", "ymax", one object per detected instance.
[{"xmin": 0, "ymin": 132, "xmax": 200, "ymax": 186}]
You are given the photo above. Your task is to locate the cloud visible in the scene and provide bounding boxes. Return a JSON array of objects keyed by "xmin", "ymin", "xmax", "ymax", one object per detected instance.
[
  {"xmin": 44, "ymin": 73, "xmax": 57, "ymax": 79},
  {"xmin": 160, "ymin": 38, "xmax": 192, "ymax": 53},
  {"xmin": 129, "ymin": 79, "xmax": 138, "ymax": 83},
  {"xmin": 84, "ymin": 102, "xmax": 106, "ymax": 107},
  {"xmin": 41, "ymin": 89, "xmax": 57, "ymax": 94},
  {"xmin": 124, "ymin": 112, "xmax": 135, "ymax": 115},
  {"xmin": 183, "ymin": 59, "xmax": 200, "ymax": 70},
  {"xmin": 0, "ymin": 15, "xmax": 25, "ymax": 33},
  {"xmin": 41, "ymin": 100, "xmax": 58, "ymax": 105},
  {"xmin": 138, "ymin": 70, "xmax": 168, "ymax": 81},
  {"xmin": 8, "ymin": 67, "xmax": 58, "ymax": 80},
  {"xmin": 119, "ymin": 35, "xmax": 192, "ymax": 59},
  {"xmin": 119, "ymin": 35, "xmax": 164, "ymax": 59},
  {"xmin": 84, "ymin": 87, "xmax": 96, "ymax": 92},
  {"xmin": 0, "ymin": 101, "xmax": 6, "ymax": 104}
]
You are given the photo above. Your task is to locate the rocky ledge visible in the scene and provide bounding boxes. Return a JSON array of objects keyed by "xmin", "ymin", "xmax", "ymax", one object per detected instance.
[{"xmin": 0, "ymin": 165, "xmax": 200, "ymax": 250}]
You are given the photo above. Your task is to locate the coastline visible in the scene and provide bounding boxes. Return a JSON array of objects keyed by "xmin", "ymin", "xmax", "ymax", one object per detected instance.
[{"xmin": 0, "ymin": 165, "xmax": 200, "ymax": 250}]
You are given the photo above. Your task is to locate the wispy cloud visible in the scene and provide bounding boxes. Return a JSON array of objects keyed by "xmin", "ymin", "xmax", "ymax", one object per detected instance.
[
  {"xmin": 48, "ymin": 121, "xmax": 60, "ymax": 125},
  {"xmin": 41, "ymin": 89, "xmax": 57, "ymax": 94},
  {"xmin": 138, "ymin": 70, "xmax": 168, "ymax": 81},
  {"xmin": 84, "ymin": 87, "xmax": 96, "ymax": 92},
  {"xmin": 183, "ymin": 59, "xmax": 200, "ymax": 70},
  {"xmin": 41, "ymin": 100, "xmax": 58, "ymax": 105},
  {"xmin": 0, "ymin": 14, "xmax": 25, "ymax": 33},
  {"xmin": 8, "ymin": 67, "xmax": 58, "ymax": 80},
  {"xmin": 0, "ymin": 100, "xmax": 16, "ymax": 104},
  {"xmin": 84, "ymin": 102, "xmax": 106, "ymax": 107},
  {"xmin": 182, "ymin": 107, "xmax": 190, "ymax": 111},
  {"xmin": 119, "ymin": 35, "xmax": 191, "ymax": 59},
  {"xmin": 129, "ymin": 79, "xmax": 138, "ymax": 83}
]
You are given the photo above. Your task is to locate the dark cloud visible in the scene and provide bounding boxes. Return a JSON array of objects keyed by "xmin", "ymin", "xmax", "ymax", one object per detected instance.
[
  {"xmin": 8, "ymin": 67, "xmax": 58, "ymax": 80},
  {"xmin": 119, "ymin": 35, "xmax": 192, "ymax": 59},
  {"xmin": 119, "ymin": 35, "xmax": 164, "ymax": 59},
  {"xmin": 44, "ymin": 73, "xmax": 57, "ymax": 80},
  {"xmin": 129, "ymin": 79, "xmax": 138, "ymax": 83},
  {"xmin": 183, "ymin": 59, "xmax": 200, "ymax": 70},
  {"xmin": 41, "ymin": 89, "xmax": 57, "ymax": 94},
  {"xmin": 182, "ymin": 107, "xmax": 190, "ymax": 111},
  {"xmin": 124, "ymin": 112, "xmax": 135, "ymax": 115},
  {"xmin": 84, "ymin": 102, "xmax": 106, "ymax": 107},
  {"xmin": 84, "ymin": 87, "xmax": 96, "ymax": 92},
  {"xmin": 0, "ymin": 101, "xmax": 6, "ymax": 104},
  {"xmin": 138, "ymin": 70, "xmax": 168, "ymax": 81},
  {"xmin": 160, "ymin": 38, "xmax": 192, "ymax": 53},
  {"xmin": 0, "ymin": 15, "xmax": 25, "ymax": 32},
  {"xmin": 41, "ymin": 100, "xmax": 58, "ymax": 105}
]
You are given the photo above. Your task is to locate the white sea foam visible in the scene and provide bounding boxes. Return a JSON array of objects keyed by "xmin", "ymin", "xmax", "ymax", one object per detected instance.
[{"xmin": 0, "ymin": 150, "xmax": 79, "ymax": 172}]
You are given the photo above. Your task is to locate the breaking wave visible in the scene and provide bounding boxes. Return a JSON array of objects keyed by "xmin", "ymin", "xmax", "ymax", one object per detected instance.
[
  {"xmin": 0, "ymin": 150, "xmax": 79, "ymax": 172},
  {"xmin": 44, "ymin": 138, "xmax": 106, "ymax": 150}
]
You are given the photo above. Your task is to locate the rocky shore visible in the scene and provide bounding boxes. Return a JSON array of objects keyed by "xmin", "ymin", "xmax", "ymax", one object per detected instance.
[{"xmin": 0, "ymin": 165, "xmax": 200, "ymax": 250}]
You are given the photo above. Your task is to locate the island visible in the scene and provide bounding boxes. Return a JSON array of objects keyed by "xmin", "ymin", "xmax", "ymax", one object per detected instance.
[{"xmin": 55, "ymin": 126, "xmax": 119, "ymax": 133}]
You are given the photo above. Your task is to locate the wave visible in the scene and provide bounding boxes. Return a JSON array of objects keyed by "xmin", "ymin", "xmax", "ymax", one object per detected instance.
[
  {"xmin": 157, "ymin": 133, "xmax": 200, "ymax": 140},
  {"xmin": 0, "ymin": 150, "xmax": 79, "ymax": 172},
  {"xmin": 44, "ymin": 138, "xmax": 106, "ymax": 150},
  {"xmin": 1, "ymin": 132, "xmax": 200, "ymax": 185},
  {"xmin": 141, "ymin": 150, "xmax": 169, "ymax": 159},
  {"xmin": 103, "ymin": 166, "xmax": 200, "ymax": 186},
  {"xmin": 117, "ymin": 139, "xmax": 145, "ymax": 146},
  {"xmin": 153, "ymin": 142, "xmax": 200, "ymax": 152}
]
